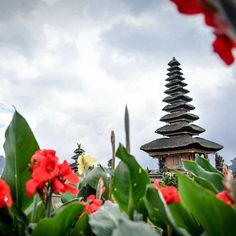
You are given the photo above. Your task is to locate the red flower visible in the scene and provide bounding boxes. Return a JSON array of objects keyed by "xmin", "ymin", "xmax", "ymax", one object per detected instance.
[
  {"xmin": 26, "ymin": 149, "xmax": 79, "ymax": 198},
  {"xmin": 171, "ymin": 0, "xmax": 202, "ymax": 14},
  {"xmin": 213, "ymin": 34, "xmax": 235, "ymax": 65},
  {"xmin": 153, "ymin": 180, "xmax": 181, "ymax": 204},
  {"xmin": 83, "ymin": 194, "xmax": 102, "ymax": 214},
  {"xmin": 171, "ymin": 0, "xmax": 236, "ymax": 65},
  {"xmin": 216, "ymin": 191, "xmax": 233, "ymax": 205},
  {"xmin": 0, "ymin": 179, "xmax": 13, "ymax": 208}
]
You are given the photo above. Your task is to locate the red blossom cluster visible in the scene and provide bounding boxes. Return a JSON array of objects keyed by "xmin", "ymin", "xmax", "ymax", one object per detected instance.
[
  {"xmin": 216, "ymin": 190, "xmax": 233, "ymax": 205},
  {"xmin": 82, "ymin": 194, "xmax": 103, "ymax": 214},
  {"xmin": 0, "ymin": 179, "xmax": 12, "ymax": 208},
  {"xmin": 26, "ymin": 149, "xmax": 79, "ymax": 199},
  {"xmin": 171, "ymin": 0, "xmax": 236, "ymax": 65},
  {"xmin": 153, "ymin": 180, "xmax": 181, "ymax": 204}
]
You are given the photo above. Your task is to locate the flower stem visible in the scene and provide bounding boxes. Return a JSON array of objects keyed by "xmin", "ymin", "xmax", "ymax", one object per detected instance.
[
  {"xmin": 45, "ymin": 186, "xmax": 53, "ymax": 217},
  {"xmin": 31, "ymin": 194, "xmax": 39, "ymax": 222}
]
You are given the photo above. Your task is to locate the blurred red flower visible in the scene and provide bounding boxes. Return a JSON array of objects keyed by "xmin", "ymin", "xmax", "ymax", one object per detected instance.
[
  {"xmin": 0, "ymin": 179, "xmax": 13, "ymax": 208},
  {"xmin": 216, "ymin": 191, "xmax": 233, "ymax": 205},
  {"xmin": 26, "ymin": 149, "xmax": 79, "ymax": 198},
  {"xmin": 83, "ymin": 194, "xmax": 102, "ymax": 214},
  {"xmin": 171, "ymin": 0, "xmax": 236, "ymax": 65},
  {"xmin": 153, "ymin": 180, "xmax": 181, "ymax": 204}
]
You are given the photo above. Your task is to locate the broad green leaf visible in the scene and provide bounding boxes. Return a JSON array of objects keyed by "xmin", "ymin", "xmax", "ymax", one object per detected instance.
[
  {"xmin": 111, "ymin": 219, "xmax": 161, "ymax": 236},
  {"xmin": 79, "ymin": 166, "xmax": 111, "ymax": 200},
  {"xmin": 183, "ymin": 160, "xmax": 223, "ymax": 192},
  {"xmin": 2, "ymin": 111, "xmax": 39, "ymax": 210},
  {"xmin": 115, "ymin": 144, "xmax": 150, "ymax": 214},
  {"xmin": 61, "ymin": 192, "xmax": 77, "ymax": 203},
  {"xmin": 177, "ymin": 172, "xmax": 236, "ymax": 236},
  {"xmin": 112, "ymin": 161, "xmax": 130, "ymax": 212},
  {"xmin": 89, "ymin": 201, "xmax": 128, "ymax": 236},
  {"xmin": 169, "ymin": 203, "xmax": 202, "ymax": 235},
  {"xmin": 71, "ymin": 213, "xmax": 92, "ymax": 236},
  {"xmin": 144, "ymin": 185, "xmax": 189, "ymax": 236},
  {"xmin": 32, "ymin": 201, "xmax": 84, "ymax": 236},
  {"xmin": 195, "ymin": 156, "xmax": 222, "ymax": 174},
  {"xmin": 192, "ymin": 175, "xmax": 218, "ymax": 193}
]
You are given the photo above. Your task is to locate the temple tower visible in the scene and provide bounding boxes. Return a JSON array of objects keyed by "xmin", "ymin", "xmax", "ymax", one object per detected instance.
[{"xmin": 141, "ymin": 58, "xmax": 223, "ymax": 171}]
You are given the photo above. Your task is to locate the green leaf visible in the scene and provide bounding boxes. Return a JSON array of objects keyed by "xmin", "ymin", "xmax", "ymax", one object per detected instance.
[
  {"xmin": 79, "ymin": 166, "xmax": 111, "ymax": 200},
  {"xmin": 177, "ymin": 172, "xmax": 236, "ymax": 236},
  {"xmin": 111, "ymin": 219, "xmax": 161, "ymax": 236},
  {"xmin": 144, "ymin": 185, "xmax": 188, "ymax": 235},
  {"xmin": 192, "ymin": 175, "xmax": 218, "ymax": 193},
  {"xmin": 2, "ymin": 111, "xmax": 39, "ymax": 210},
  {"xmin": 112, "ymin": 162, "xmax": 130, "ymax": 212},
  {"xmin": 61, "ymin": 192, "xmax": 77, "ymax": 203},
  {"xmin": 89, "ymin": 201, "xmax": 128, "ymax": 236},
  {"xmin": 71, "ymin": 213, "xmax": 92, "ymax": 236},
  {"xmin": 195, "ymin": 156, "xmax": 222, "ymax": 174},
  {"xmin": 114, "ymin": 144, "xmax": 150, "ymax": 215},
  {"xmin": 169, "ymin": 203, "xmax": 202, "ymax": 235},
  {"xmin": 32, "ymin": 201, "xmax": 84, "ymax": 236},
  {"xmin": 183, "ymin": 160, "xmax": 223, "ymax": 192}
]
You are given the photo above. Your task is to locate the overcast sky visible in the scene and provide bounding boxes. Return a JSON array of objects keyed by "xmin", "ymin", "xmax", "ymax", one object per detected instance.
[{"xmin": 0, "ymin": 0, "xmax": 235, "ymax": 168}]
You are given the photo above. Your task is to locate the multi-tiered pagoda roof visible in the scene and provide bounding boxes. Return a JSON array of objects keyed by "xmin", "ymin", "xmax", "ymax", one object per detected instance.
[{"xmin": 141, "ymin": 58, "xmax": 223, "ymax": 156}]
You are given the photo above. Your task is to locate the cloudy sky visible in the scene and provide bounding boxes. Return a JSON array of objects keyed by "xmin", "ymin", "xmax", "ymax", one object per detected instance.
[{"xmin": 0, "ymin": 0, "xmax": 235, "ymax": 168}]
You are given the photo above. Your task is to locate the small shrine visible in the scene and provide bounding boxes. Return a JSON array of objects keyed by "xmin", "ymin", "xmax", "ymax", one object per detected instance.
[
  {"xmin": 70, "ymin": 143, "xmax": 85, "ymax": 172},
  {"xmin": 141, "ymin": 58, "xmax": 223, "ymax": 171}
]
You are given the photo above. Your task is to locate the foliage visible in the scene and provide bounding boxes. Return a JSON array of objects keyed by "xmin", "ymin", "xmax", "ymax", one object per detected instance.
[
  {"xmin": 161, "ymin": 172, "xmax": 178, "ymax": 187},
  {"xmin": 0, "ymin": 111, "xmax": 236, "ymax": 236}
]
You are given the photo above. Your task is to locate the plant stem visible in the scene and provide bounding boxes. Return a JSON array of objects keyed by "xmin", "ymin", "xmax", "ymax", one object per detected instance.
[
  {"xmin": 45, "ymin": 186, "xmax": 53, "ymax": 217},
  {"xmin": 31, "ymin": 194, "xmax": 39, "ymax": 222}
]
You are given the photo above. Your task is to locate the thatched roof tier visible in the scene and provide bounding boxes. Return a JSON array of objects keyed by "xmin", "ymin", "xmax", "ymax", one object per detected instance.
[
  {"xmin": 160, "ymin": 111, "xmax": 199, "ymax": 123},
  {"xmin": 163, "ymin": 94, "xmax": 192, "ymax": 104},
  {"xmin": 167, "ymin": 65, "xmax": 182, "ymax": 71},
  {"xmin": 166, "ymin": 75, "xmax": 185, "ymax": 81},
  {"xmin": 163, "ymin": 102, "xmax": 195, "ymax": 112},
  {"xmin": 155, "ymin": 123, "xmax": 205, "ymax": 136},
  {"xmin": 168, "ymin": 57, "xmax": 180, "ymax": 66},
  {"xmin": 164, "ymin": 86, "xmax": 189, "ymax": 95},
  {"xmin": 166, "ymin": 80, "xmax": 187, "ymax": 88},
  {"xmin": 167, "ymin": 70, "xmax": 183, "ymax": 76},
  {"xmin": 140, "ymin": 135, "xmax": 223, "ymax": 154}
]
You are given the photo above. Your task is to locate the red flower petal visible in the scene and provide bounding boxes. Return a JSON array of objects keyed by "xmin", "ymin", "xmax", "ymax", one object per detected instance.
[
  {"xmin": 171, "ymin": 0, "xmax": 202, "ymax": 14},
  {"xmin": 212, "ymin": 34, "xmax": 235, "ymax": 65},
  {"xmin": 63, "ymin": 184, "xmax": 79, "ymax": 196},
  {"xmin": 0, "ymin": 179, "xmax": 13, "ymax": 208},
  {"xmin": 26, "ymin": 179, "xmax": 39, "ymax": 197},
  {"xmin": 87, "ymin": 194, "xmax": 96, "ymax": 202},
  {"xmin": 52, "ymin": 178, "xmax": 65, "ymax": 193},
  {"xmin": 160, "ymin": 186, "xmax": 181, "ymax": 204},
  {"xmin": 216, "ymin": 191, "xmax": 233, "ymax": 205}
]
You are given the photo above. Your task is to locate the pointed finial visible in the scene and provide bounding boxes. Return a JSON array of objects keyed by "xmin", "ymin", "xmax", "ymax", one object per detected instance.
[
  {"xmin": 168, "ymin": 57, "xmax": 180, "ymax": 66},
  {"xmin": 125, "ymin": 105, "xmax": 130, "ymax": 153}
]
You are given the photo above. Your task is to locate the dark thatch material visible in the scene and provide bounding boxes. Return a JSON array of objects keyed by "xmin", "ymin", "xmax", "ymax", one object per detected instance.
[
  {"xmin": 164, "ymin": 86, "xmax": 189, "ymax": 95},
  {"xmin": 166, "ymin": 80, "xmax": 187, "ymax": 88},
  {"xmin": 163, "ymin": 94, "xmax": 192, "ymax": 103},
  {"xmin": 155, "ymin": 123, "xmax": 205, "ymax": 136},
  {"xmin": 163, "ymin": 102, "xmax": 195, "ymax": 112},
  {"xmin": 140, "ymin": 135, "xmax": 223, "ymax": 153},
  {"xmin": 167, "ymin": 65, "xmax": 182, "ymax": 71},
  {"xmin": 160, "ymin": 111, "xmax": 199, "ymax": 123},
  {"xmin": 166, "ymin": 75, "xmax": 185, "ymax": 81},
  {"xmin": 168, "ymin": 57, "xmax": 180, "ymax": 66},
  {"xmin": 167, "ymin": 71, "xmax": 183, "ymax": 76}
]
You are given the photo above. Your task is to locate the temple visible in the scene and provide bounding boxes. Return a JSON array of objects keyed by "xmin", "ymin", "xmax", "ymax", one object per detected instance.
[{"xmin": 141, "ymin": 58, "xmax": 223, "ymax": 171}]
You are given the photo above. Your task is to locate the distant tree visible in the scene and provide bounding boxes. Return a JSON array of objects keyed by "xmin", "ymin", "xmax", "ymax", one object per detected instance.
[
  {"xmin": 229, "ymin": 157, "xmax": 236, "ymax": 173},
  {"xmin": 215, "ymin": 153, "xmax": 224, "ymax": 172}
]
